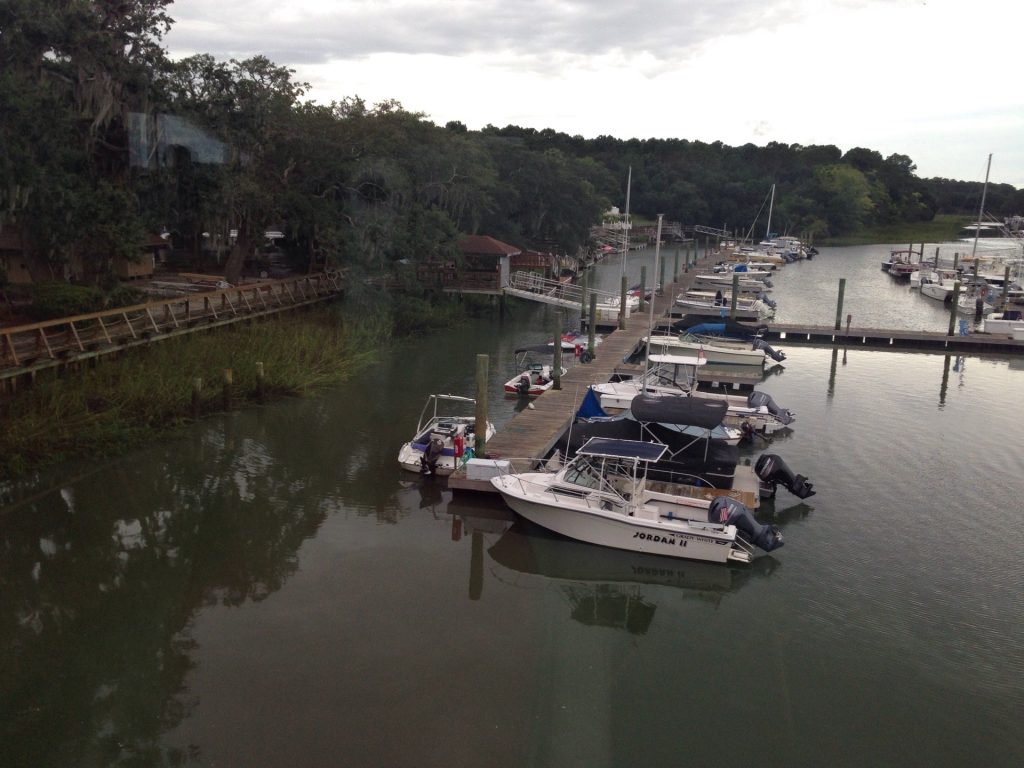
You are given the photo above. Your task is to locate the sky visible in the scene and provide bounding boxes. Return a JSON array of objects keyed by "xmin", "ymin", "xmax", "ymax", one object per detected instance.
[{"xmin": 163, "ymin": 0, "xmax": 1024, "ymax": 189}]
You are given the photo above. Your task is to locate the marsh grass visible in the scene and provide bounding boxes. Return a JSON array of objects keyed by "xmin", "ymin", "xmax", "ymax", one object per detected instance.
[
  {"xmin": 820, "ymin": 215, "xmax": 969, "ymax": 246},
  {"xmin": 0, "ymin": 305, "xmax": 389, "ymax": 478}
]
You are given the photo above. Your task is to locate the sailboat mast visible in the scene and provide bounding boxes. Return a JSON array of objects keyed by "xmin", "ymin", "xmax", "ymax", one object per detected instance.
[
  {"xmin": 969, "ymin": 154, "xmax": 992, "ymax": 263},
  {"xmin": 765, "ymin": 183, "xmax": 775, "ymax": 241}
]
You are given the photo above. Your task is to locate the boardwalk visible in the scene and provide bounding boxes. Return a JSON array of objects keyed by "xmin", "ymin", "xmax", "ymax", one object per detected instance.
[{"xmin": 0, "ymin": 271, "xmax": 344, "ymax": 384}]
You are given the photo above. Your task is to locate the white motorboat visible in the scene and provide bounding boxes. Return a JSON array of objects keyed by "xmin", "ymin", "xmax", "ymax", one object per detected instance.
[
  {"xmin": 504, "ymin": 362, "xmax": 567, "ymax": 397},
  {"xmin": 590, "ymin": 356, "xmax": 795, "ymax": 435},
  {"xmin": 983, "ymin": 310, "xmax": 1024, "ymax": 338},
  {"xmin": 674, "ymin": 293, "xmax": 771, "ymax": 320},
  {"xmin": 918, "ymin": 270, "xmax": 959, "ymax": 302},
  {"xmin": 489, "ymin": 437, "xmax": 785, "ymax": 564},
  {"xmin": 397, "ymin": 394, "xmax": 496, "ymax": 476},
  {"xmin": 643, "ymin": 334, "xmax": 769, "ymax": 367}
]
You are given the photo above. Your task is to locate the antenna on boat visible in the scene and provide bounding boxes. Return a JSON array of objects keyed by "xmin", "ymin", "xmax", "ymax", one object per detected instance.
[{"xmin": 643, "ymin": 214, "xmax": 665, "ymax": 382}]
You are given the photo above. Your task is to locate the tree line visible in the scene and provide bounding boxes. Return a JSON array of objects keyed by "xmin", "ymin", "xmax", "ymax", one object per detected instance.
[{"xmin": 2, "ymin": 1, "xmax": 1021, "ymax": 287}]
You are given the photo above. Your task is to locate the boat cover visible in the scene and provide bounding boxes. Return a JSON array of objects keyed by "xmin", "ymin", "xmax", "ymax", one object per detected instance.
[
  {"xmin": 629, "ymin": 394, "xmax": 726, "ymax": 428},
  {"xmin": 577, "ymin": 388, "xmax": 608, "ymax": 420},
  {"xmin": 671, "ymin": 315, "xmax": 767, "ymax": 338}
]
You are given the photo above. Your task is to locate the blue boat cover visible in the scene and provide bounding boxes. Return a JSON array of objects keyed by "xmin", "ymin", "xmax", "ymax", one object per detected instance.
[{"xmin": 577, "ymin": 387, "xmax": 608, "ymax": 420}]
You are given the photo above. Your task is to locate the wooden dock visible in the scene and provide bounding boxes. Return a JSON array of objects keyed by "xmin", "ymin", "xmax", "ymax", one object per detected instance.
[
  {"xmin": 763, "ymin": 323, "xmax": 1024, "ymax": 354},
  {"xmin": 447, "ymin": 252, "xmax": 764, "ymax": 506}
]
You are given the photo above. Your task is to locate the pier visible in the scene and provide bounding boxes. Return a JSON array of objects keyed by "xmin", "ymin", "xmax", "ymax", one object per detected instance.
[{"xmin": 448, "ymin": 251, "xmax": 765, "ymax": 507}]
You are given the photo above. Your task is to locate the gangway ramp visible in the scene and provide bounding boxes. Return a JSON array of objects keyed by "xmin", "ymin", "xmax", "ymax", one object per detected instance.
[{"xmin": 504, "ymin": 271, "xmax": 618, "ymax": 310}]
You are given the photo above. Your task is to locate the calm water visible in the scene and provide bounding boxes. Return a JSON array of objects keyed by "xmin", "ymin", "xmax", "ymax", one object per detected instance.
[{"xmin": 2, "ymin": 246, "xmax": 1023, "ymax": 767}]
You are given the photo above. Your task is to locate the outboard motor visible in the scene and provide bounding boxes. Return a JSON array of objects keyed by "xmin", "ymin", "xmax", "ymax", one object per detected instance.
[
  {"xmin": 747, "ymin": 391, "xmax": 795, "ymax": 425},
  {"xmin": 759, "ymin": 295, "xmax": 778, "ymax": 310},
  {"xmin": 708, "ymin": 496, "xmax": 783, "ymax": 552},
  {"xmin": 755, "ymin": 454, "xmax": 815, "ymax": 499},
  {"xmin": 751, "ymin": 337, "xmax": 786, "ymax": 362},
  {"xmin": 516, "ymin": 374, "xmax": 531, "ymax": 395},
  {"xmin": 420, "ymin": 436, "xmax": 445, "ymax": 476}
]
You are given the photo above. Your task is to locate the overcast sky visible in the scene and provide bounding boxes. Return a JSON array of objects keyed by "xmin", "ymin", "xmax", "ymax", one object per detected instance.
[{"xmin": 164, "ymin": 0, "xmax": 1024, "ymax": 189}]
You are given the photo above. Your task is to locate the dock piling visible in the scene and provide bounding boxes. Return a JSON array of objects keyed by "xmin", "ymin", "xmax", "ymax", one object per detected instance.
[
  {"xmin": 948, "ymin": 282, "xmax": 961, "ymax": 336},
  {"xmin": 834, "ymin": 278, "xmax": 846, "ymax": 330},
  {"xmin": 552, "ymin": 312, "xmax": 563, "ymax": 391},
  {"xmin": 475, "ymin": 354, "xmax": 489, "ymax": 456}
]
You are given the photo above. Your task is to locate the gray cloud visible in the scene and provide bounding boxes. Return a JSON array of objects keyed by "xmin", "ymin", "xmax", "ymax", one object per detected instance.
[{"xmin": 164, "ymin": 0, "xmax": 819, "ymax": 67}]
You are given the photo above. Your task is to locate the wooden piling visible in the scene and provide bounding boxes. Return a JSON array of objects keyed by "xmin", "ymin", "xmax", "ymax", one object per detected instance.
[
  {"xmin": 730, "ymin": 273, "xmax": 739, "ymax": 319},
  {"xmin": 639, "ymin": 266, "xmax": 647, "ymax": 313},
  {"xmin": 618, "ymin": 274, "xmax": 627, "ymax": 330},
  {"xmin": 673, "ymin": 247, "xmax": 680, "ymax": 282},
  {"xmin": 552, "ymin": 313, "xmax": 563, "ymax": 390},
  {"xmin": 588, "ymin": 293, "xmax": 597, "ymax": 357},
  {"xmin": 475, "ymin": 354, "xmax": 488, "ymax": 456},
  {"xmin": 834, "ymin": 278, "xmax": 846, "ymax": 330},
  {"xmin": 948, "ymin": 282, "xmax": 961, "ymax": 336},
  {"xmin": 222, "ymin": 368, "xmax": 233, "ymax": 411}
]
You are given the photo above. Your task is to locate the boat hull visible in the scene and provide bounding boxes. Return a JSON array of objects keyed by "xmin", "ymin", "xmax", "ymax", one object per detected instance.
[{"xmin": 491, "ymin": 476, "xmax": 742, "ymax": 564}]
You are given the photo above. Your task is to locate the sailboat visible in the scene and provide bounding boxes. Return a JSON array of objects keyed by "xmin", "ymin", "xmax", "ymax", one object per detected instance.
[{"xmin": 956, "ymin": 155, "xmax": 998, "ymax": 317}]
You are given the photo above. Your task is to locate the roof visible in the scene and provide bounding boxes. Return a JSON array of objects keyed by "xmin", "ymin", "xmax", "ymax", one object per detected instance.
[
  {"xmin": 577, "ymin": 437, "xmax": 668, "ymax": 463},
  {"xmin": 457, "ymin": 235, "xmax": 520, "ymax": 256}
]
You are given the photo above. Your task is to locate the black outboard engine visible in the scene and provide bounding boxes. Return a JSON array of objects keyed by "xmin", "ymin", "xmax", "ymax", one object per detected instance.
[
  {"xmin": 420, "ymin": 436, "xmax": 445, "ymax": 476},
  {"xmin": 747, "ymin": 391, "xmax": 795, "ymax": 425},
  {"xmin": 759, "ymin": 294, "xmax": 778, "ymax": 310},
  {"xmin": 708, "ymin": 496, "xmax": 783, "ymax": 552},
  {"xmin": 751, "ymin": 337, "xmax": 786, "ymax": 362},
  {"xmin": 755, "ymin": 453, "xmax": 815, "ymax": 499},
  {"xmin": 516, "ymin": 374, "xmax": 531, "ymax": 395}
]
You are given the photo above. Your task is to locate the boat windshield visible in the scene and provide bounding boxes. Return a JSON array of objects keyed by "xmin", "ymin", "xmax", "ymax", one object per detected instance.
[{"xmin": 563, "ymin": 461, "xmax": 602, "ymax": 490}]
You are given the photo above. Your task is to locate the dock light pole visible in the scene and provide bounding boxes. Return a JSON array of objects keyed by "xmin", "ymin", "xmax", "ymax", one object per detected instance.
[
  {"xmin": 834, "ymin": 278, "xmax": 846, "ymax": 330},
  {"xmin": 475, "ymin": 354, "xmax": 489, "ymax": 456}
]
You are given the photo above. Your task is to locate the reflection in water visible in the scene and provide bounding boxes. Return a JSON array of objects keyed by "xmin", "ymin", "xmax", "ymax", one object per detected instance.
[
  {"xmin": 0, "ymin": 404, "xmax": 406, "ymax": 767},
  {"xmin": 487, "ymin": 522, "xmax": 777, "ymax": 633}
]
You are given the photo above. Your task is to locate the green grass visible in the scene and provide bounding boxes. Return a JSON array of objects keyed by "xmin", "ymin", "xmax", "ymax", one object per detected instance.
[
  {"xmin": 0, "ymin": 306, "xmax": 386, "ymax": 479},
  {"xmin": 820, "ymin": 214, "xmax": 969, "ymax": 246}
]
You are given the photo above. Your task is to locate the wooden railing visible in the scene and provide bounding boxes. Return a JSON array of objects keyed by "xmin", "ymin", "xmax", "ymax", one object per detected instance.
[{"xmin": 0, "ymin": 271, "xmax": 344, "ymax": 381}]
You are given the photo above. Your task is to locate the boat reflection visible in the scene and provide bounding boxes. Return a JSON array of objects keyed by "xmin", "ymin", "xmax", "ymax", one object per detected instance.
[{"xmin": 487, "ymin": 522, "xmax": 777, "ymax": 632}]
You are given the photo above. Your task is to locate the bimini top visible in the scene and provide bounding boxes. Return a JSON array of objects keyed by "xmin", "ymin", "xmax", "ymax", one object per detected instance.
[
  {"xmin": 577, "ymin": 437, "xmax": 668, "ymax": 463},
  {"xmin": 629, "ymin": 394, "xmax": 727, "ymax": 428}
]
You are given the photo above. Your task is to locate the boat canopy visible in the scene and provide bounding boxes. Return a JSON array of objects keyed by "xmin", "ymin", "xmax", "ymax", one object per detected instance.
[
  {"xmin": 671, "ymin": 315, "xmax": 767, "ymax": 337},
  {"xmin": 577, "ymin": 437, "xmax": 667, "ymax": 463},
  {"xmin": 629, "ymin": 394, "xmax": 727, "ymax": 428}
]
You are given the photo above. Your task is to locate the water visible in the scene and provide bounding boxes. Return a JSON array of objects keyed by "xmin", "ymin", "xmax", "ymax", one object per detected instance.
[{"xmin": 2, "ymin": 246, "xmax": 1023, "ymax": 767}]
